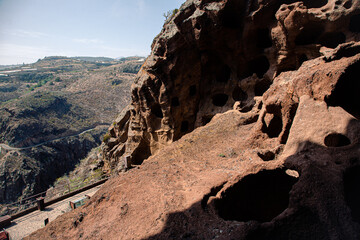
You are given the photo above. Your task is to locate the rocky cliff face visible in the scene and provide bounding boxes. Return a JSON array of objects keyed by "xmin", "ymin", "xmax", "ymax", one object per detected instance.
[
  {"xmin": 103, "ymin": 0, "xmax": 360, "ymax": 172},
  {"xmin": 28, "ymin": 0, "xmax": 360, "ymax": 239}
]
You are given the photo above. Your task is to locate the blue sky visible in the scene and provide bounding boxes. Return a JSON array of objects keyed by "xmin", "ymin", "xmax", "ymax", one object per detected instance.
[{"xmin": 0, "ymin": 0, "xmax": 184, "ymax": 65}]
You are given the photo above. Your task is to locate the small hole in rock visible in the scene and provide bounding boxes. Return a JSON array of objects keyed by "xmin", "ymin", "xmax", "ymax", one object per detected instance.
[
  {"xmin": 344, "ymin": 0, "xmax": 352, "ymax": 9},
  {"xmin": 216, "ymin": 65, "xmax": 231, "ymax": 83},
  {"xmin": 195, "ymin": 23, "xmax": 201, "ymax": 30},
  {"xmin": 151, "ymin": 104, "xmax": 163, "ymax": 118},
  {"xmin": 214, "ymin": 169, "xmax": 298, "ymax": 222},
  {"xmin": 262, "ymin": 113, "xmax": 283, "ymax": 138},
  {"xmin": 344, "ymin": 166, "xmax": 360, "ymax": 223},
  {"xmin": 319, "ymin": 32, "xmax": 346, "ymax": 48},
  {"xmin": 302, "ymin": 0, "xmax": 328, "ymax": 8},
  {"xmin": 171, "ymin": 97, "xmax": 180, "ymax": 107},
  {"xmin": 335, "ymin": 0, "xmax": 342, "ymax": 4},
  {"xmin": 232, "ymin": 86, "xmax": 247, "ymax": 101},
  {"xmin": 295, "ymin": 24, "xmax": 324, "ymax": 45},
  {"xmin": 212, "ymin": 94, "xmax": 229, "ymax": 107},
  {"xmin": 258, "ymin": 151, "xmax": 275, "ymax": 161},
  {"xmin": 189, "ymin": 85, "xmax": 196, "ymax": 97},
  {"xmin": 349, "ymin": 14, "xmax": 360, "ymax": 33},
  {"xmin": 181, "ymin": 121, "xmax": 189, "ymax": 133},
  {"xmin": 324, "ymin": 133, "xmax": 350, "ymax": 147},
  {"xmin": 249, "ymin": 56, "xmax": 270, "ymax": 78}
]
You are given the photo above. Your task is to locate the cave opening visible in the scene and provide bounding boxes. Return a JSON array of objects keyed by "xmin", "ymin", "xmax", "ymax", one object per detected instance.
[
  {"xmin": 212, "ymin": 94, "xmax": 229, "ymax": 107},
  {"xmin": 349, "ymin": 14, "xmax": 360, "ymax": 33},
  {"xmin": 301, "ymin": 0, "xmax": 328, "ymax": 8},
  {"xmin": 257, "ymin": 151, "xmax": 276, "ymax": 161},
  {"xmin": 325, "ymin": 61, "xmax": 360, "ymax": 119},
  {"xmin": 151, "ymin": 104, "xmax": 163, "ymax": 118},
  {"xmin": 214, "ymin": 169, "xmax": 298, "ymax": 222},
  {"xmin": 324, "ymin": 133, "xmax": 351, "ymax": 147},
  {"xmin": 262, "ymin": 113, "xmax": 283, "ymax": 138},
  {"xmin": 131, "ymin": 139, "xmax": 152, "ymax": 165},
  {"xmin": 344, "ymin": 0, "xmax": 352, "ymax": 9},
  {"xmin": 319, "ymin": 32, "xmax": 346, "ymax": 48},
  {"xmin": 295, "ymin": 24, "xmax": 324, "ymax": 46},
  {"xmin": 344, "ymin": 166, "xmax": 360, "ymax": 223},
  {"xmin": 248, "ymin": 56, "xmax": 270, "ymax": 78},
  {"xmin": 220, "ymin": 0, "xmax": 245, "ymax": 28}
]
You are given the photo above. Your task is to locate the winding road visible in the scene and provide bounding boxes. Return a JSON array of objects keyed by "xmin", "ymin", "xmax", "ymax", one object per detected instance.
[{"xmin": 0, "ymin": 124, "xmax": 109, "ymax": 151}]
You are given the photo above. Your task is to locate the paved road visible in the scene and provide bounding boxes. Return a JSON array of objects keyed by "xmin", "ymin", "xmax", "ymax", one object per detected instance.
[
  {"xmin": 0, "ymin": 124, "xmax": 109, "ymax": 151},
  {"xmin": 5, "ymin": 185, "xmax": 103, "ymax": 240}
]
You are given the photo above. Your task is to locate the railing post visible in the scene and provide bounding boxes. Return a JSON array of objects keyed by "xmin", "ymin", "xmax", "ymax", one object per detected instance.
[{"xmin": 36, "ymin": 197, "xmax": 45, "ymax": 211}]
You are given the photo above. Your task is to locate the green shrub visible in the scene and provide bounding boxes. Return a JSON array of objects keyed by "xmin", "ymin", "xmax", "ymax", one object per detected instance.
[
  {"xmin": 103, "ymin": 133, "xmax": 111, "ymax": 142},
  {"xmin": 163, "ymin": 8, "xmax": 179, "ymax": 22}
]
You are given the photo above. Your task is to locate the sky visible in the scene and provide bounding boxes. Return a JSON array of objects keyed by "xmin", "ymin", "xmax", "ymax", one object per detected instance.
[{"xmin": 0, "ymin": 0, "xmax": 184, "ymax": 65}]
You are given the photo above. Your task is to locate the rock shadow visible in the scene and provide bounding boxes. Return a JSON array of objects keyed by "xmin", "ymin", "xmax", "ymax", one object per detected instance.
[{"xmin": 145, "ymin": 119, "xmax": 360, "ymax": 239}]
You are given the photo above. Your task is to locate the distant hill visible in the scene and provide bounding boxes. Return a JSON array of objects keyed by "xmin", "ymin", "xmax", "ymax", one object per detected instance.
[{"xmin": 0, "ymin": 56, "xmax": 143, "ymax": 212}]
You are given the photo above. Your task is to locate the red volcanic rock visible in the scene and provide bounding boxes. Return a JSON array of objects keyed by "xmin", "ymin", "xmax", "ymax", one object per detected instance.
[{"xmin": 27, "ymin": 0, "xmax": 360, "ymax": 239}]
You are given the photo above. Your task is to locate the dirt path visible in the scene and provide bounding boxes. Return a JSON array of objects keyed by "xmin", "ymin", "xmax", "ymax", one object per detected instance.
[
  {"xmin": 5, "ymin": 185, "xmax": 103, "ymax": 240},
  {"xmin": 0, "ymin": 124, "xmax": 109, "ymax": 151}
]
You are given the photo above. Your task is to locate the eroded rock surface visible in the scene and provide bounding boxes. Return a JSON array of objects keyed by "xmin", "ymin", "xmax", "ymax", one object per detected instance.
[
  {"xmin": 102, "ymin": 0, "xmax": 360, "ymax": 173},
  {"xmin": 27, "ymin": 0, "xmax": 360, "ymax": 239}
]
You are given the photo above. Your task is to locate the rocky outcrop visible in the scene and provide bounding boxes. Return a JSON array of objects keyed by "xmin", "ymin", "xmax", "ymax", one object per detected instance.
[
  {"xmin": 0, "ymin": 127, "xmax": 105, "ymax": 214},
  {"xmin": 103, "ymin": 0, "xmax": 360, "ymax": 172},
  {"xmin": 27, "ymin": 0, "xmax": 360, "ymax": 239}
]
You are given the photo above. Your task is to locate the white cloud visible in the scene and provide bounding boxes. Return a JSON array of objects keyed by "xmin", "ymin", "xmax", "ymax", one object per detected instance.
[
  {"xmin": 5, "ymin": 29, "xmax": 49, "ymax": 39},
  {"xmin": 0, "ymin": 43, "xmax": 68, "ymax": 65},
  {"xmin": 73, "ymin": 38, "xmax": 104, "ymax": 44}
]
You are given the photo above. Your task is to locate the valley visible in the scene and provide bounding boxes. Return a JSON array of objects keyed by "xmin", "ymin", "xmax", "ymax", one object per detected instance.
[{"xmin": 0, "ymin": 56, "xmax": 142, "ymax": 215}]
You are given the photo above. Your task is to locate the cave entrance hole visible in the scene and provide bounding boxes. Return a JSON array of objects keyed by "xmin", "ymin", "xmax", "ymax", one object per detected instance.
[
  {"xmin": 262, "ymin": 113, "xmax": 283, "ymax": 138},
  {"xmin": 319, "ymin": 32, "xmax": 346, "ymax": 48},
  {"xmin": 295, "ymin": 24, "xmax": 324, "ymax": 46},
  {"xmin": 324, "ymin": 133, "xmax": 351, "ymax": 147},
  {"xmin": 215, "ymin": 169, "xmax": 298, "ymax": 222},
  {"xmin": 151, "ymin": 104, "xmax": 163, "ymax": 118},
  {"xmin": 325, "ymin": 61, "xmax": 360, "ymax": 119}
]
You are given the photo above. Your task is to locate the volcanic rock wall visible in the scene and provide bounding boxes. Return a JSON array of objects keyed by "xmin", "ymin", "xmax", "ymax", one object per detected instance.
[
  {"xmin": 26, "ymin": 0, "xmax": 360, "ymax": 239},
  {"xmin": 103, "ymin": 0, "xmax": 360, "ymax": 172}
]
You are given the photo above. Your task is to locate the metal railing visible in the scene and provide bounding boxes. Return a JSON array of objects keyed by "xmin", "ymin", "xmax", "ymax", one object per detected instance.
[{"xmin": 0, "ymin": 175, "xmax": 109, "ymax": 218}]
